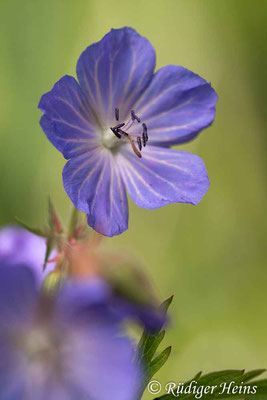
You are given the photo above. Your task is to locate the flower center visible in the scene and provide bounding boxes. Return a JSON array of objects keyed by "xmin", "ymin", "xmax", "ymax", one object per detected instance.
[
  {"xmin": 14, "ymin": 321, "xmax": 65, "ymax": 383},
  {"xmin": 102, "ymin": 129, "xmax": 119, "ymax": 149},
  {"xmin": 109, "ymin": 108, "xmax": 148, "ymax": 158},
  {"xmin": 23, "ymin": 327, "xmax": 55, "ymax": 360},
  {"xmin": 19, "ymin": 322, "xmax": 60, "ymax": 363}
]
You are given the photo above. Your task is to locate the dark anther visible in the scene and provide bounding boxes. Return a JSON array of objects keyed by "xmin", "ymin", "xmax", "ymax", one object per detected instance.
[
  {"xmin": 110, "ymin": 109, "xmax": 147, "ymax": 159},
  {"xmin": 131, "ymin": 110, "xmax": 141, "ymax": 123},
  {"xmin": 115, "ymin": 108, "xmax": 119, "ymax": 121},
  {"xmin": 131, "ymin": 110, "xmax": 135, "ymax": 121},
  {"xmin": 137, "ymin": 136, "xmax": 142, "ymax": 151},
  {"xmin": 114, "ymin": 123, "xmax": 125, "ymax": 129},
  {"xmin": 142, "ymin": 123, "xmax": 148, "ymax": 142},
  {"xmin": 117, "ymin": 128, "xmax": 128, "ymax": 137},
  {"xmin": 110, "ymin": 123, "xmax": 125, "ymax": 139},
  {"xmin": 110, "ymin": 127, "xmax": 121, "ymax": 139},
  {"xmin": 142, "ymin": 132, "xmax": 147, "ymax": 147}
]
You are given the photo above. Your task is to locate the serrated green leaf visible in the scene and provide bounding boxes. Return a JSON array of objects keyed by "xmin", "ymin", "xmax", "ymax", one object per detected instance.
[
  {"xmin": 154, "ymin": 369, "xmax": 267, "ymax": 400},
  {"xmin": 139, "ymin": 330, "xmax": 165, "ymax": 364},
  {"xmin": 193, "ymin": 371, "xmax": 202, "ymax": 380},
  {"xmin": 243, "ymin": 379, "xmax": 267, "ymax": 400},
  {"xmin": 137, "ymin": 331, "xmax": 155, "ymax": 363},
  {"xmin": 195, "ymin": 369, "xmax": 245, "ymax": 386},
  {"xmin": 186, "ymin": 370, "xmax": 245, "ymax": 400},
  {"xmin": 242, "ymin": 369, "xmax": 266, "ymax": 383},
  {"xmin": 137, "ymin": 296, "xmax": 173, "ymax": 399},
  {"xmin": 15, "ymin": 218, "xmax": 46, "ymax": 237},
  {"xmin": 147, "ymin": 346, "xmax": 172, "ymax": 381},
  {"xmin": 137, "ymin": 295, "xmax": 173, "ymax": 365}
]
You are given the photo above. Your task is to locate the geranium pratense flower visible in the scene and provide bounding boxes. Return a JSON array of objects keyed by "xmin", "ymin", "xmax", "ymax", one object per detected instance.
[
  {"xmin": 39, "ymin": 27, "xmax": 218, "ymax": 237},
  {"xmin": 0, "ymin": 263, "xmax": 141, "ymax": 400},
  {"xmin": 0, "ymin": 225, "xmax": 165, "ymax": 331}
]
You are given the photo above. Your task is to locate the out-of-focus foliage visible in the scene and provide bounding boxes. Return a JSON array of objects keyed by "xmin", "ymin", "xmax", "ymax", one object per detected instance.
[{"xmin": 0, "ymin": 1, "xmax": 266, "ymax": 398}]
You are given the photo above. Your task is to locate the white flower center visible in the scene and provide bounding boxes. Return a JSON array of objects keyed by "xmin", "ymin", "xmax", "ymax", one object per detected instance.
[{"xmin": 101, "ymin": 129, "xmax": 120, "ymax": 150}]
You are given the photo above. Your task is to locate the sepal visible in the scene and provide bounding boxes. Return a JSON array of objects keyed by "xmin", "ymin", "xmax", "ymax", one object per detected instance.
[
  {"xmin": 15, "ymin": 217, "xmax": 47, "ymax": 237},
  {"xmin": 43, "ymin": 235, "xmax": 56, "ymax": 271},
  {"xmin": 48, "ymin": 197, "xmax": 63, "ymax": 234}
]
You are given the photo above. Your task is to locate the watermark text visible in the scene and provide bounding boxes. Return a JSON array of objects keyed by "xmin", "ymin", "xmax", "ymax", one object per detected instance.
[{"xmin": 147, "ymin": 379, "xmax": 258, "ymax": 398}]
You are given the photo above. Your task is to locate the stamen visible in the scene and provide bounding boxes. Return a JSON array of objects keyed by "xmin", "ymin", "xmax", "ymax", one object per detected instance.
[
  {"xmin": 127, "ymin": 135, "xmax": 142, "ymax": 158},
  {"xmin": 110, "ymin": 109, "xmax": 147, "ymax": 158},
  {"xmin": 131, "ymin": 110, "xmax": 141, "ymax": 123},
  {"xmin": 142, "ymin": 132, "xmax": 147, "ymax": 147},
  {"xmin": 114, "ymin": 123, "xmax": 125, "ymax": 129},
  {"xmin": 137, "ymin": 137, "xmax": 142, "ymax": 151},
  {"xmin": 110, "ymin": 127, "xmax": 121, "ymax": 139},
  {"xmin": 117, "ymin": 128, "xmax": 128, "ymax": 136},
  {"xmin": 142, "ymin": 123, "xmax": 148, "ymax": 142},
  {"xmin": 115, "ymin": 108, "xmax": 119, "ymax": 121}
]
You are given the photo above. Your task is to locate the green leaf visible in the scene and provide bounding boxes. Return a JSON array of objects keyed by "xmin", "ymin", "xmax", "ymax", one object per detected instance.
[
  {"xmin": 137, "ymin": 296, "xmax": 173, "ymax": 398},
  {"xmin": 15, "ymin": 217, "xmax": 46, "ymax": 237},
  {"xmin": 137, "ymin": 295, "xmax": 173, "ymax": 365},
  {"xmin": 242, "ymin": 369, "xmax": 266, "ymax": 383},
  {"xmin": 154, "ymin": 369, "xmax": 267, "ymax": 400},
  {"xmin": 138, "ymin": 330, "xmax": 166, "ymax": 366},
  {"xmin": 137, "ymin": 331, "xmax": 157, "ymax": 364},
  {"xmin": 147, "ymin": 346, "xmax": 172, "ymax": 381},
  {"xmin": 193, "ymin": 371, "xmax": 202, "ymax": 380},
  {"xmin": 245, "ymin": 379, "xmax": 267, "ymax": 400},
  {"xmin": 193, "ymin": 369, "xmax": 245, "ymax": 387}
]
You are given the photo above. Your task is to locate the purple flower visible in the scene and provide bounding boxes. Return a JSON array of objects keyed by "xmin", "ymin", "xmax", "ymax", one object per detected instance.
[
  {"xmin": 0, "ymin": 226, "xmax": 166, "ymax": 332},
  {"xmin": 0, "ymin": 225, "xmax": 55, "ymax": 284},
  {"xmin": 39, "ymin": 27, "xmax": 218, "ymax": 237},
  {"xmin": 0, "ymin": 263, "xmax": 141, "ymax": 400}
]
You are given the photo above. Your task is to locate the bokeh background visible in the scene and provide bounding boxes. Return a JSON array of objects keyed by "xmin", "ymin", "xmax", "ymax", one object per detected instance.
[{"xmin": 0, "ymin": 0, "xmax": 266, "ymax": 397}]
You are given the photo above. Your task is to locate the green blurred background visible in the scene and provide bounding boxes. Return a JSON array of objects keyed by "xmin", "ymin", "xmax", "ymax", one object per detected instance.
[{"xmin": 0, "ymin": 0, "xmax": 266, "ymax": 396}]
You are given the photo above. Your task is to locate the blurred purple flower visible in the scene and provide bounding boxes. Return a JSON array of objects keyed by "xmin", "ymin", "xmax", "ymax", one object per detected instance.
[
  {"xmin": 0, "ymin": 225, "xmax": 54, "ymax": 284},
  {"xmin": 0, "ymin": 263, "xmax": 141, "ymax": 400},
  {"xmin": 39, "ymin": 27, "xmax": 218, "ymax": 237},
  {"xmin": 0, "ymin": 226, "xmax": 166, "ymax": 332}
]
